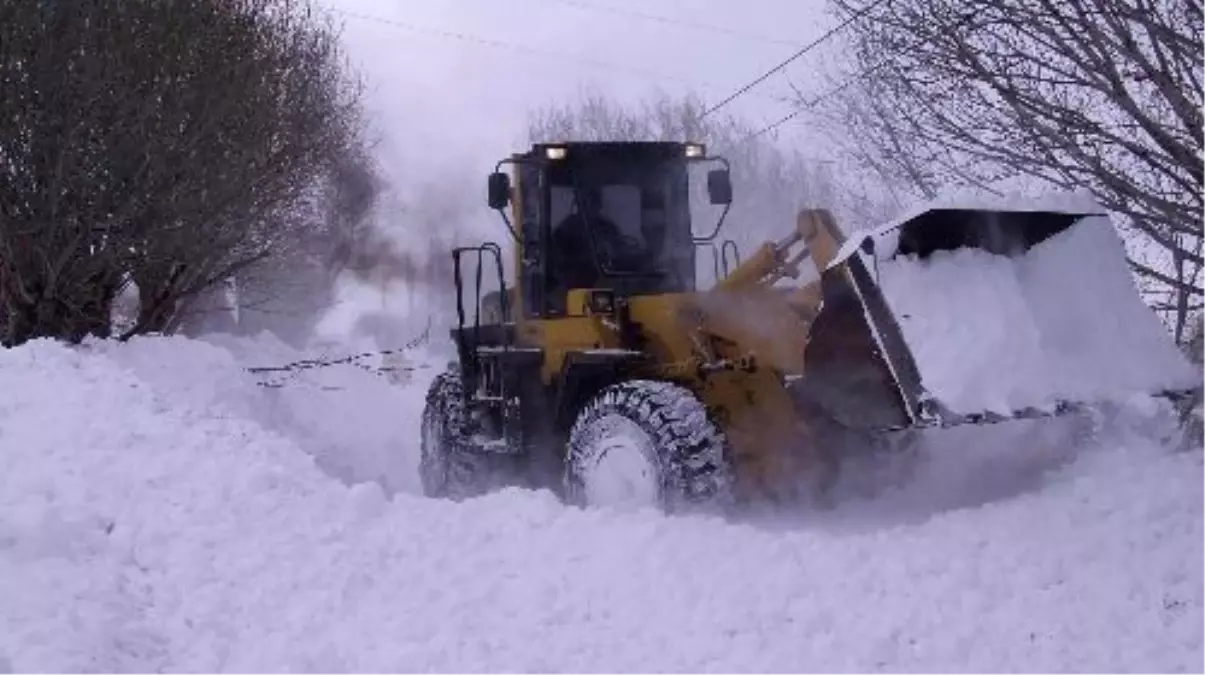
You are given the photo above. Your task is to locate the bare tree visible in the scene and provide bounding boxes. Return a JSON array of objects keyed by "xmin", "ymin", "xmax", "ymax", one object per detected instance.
[
  {"xmin": 0, "ymin": 0, "xmax": 369, "ymax": 346},
  {"xmin": 174, "ymin": 138, "xmax": 386, "ymax": 344},
  {"xmin": 823, "ymin": 0, "xmax": 1203, "ymax": 341},
  {"xmin": 117, "ymin": 0, "xmax": 367, "ymax": 338},
  {"xmin": 0, "ymin": 1, "xmax": 136, "ymax": 344}
]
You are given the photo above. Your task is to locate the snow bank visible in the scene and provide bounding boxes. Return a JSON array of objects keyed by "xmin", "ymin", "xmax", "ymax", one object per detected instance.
[
  {"xmin": 91, "ymin": 332, "xmax": 439, "ymax": 494},
  {"xmin": 877, "ymin": 215, "xmax": 1197, "ymax": 415},
  {"xmin": 1, "ymin": 336, "xmax": 1201, "ymax": 672}
]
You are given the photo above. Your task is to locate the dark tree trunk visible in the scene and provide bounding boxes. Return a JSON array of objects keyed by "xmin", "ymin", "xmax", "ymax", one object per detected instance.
[
  {"xmin": 1173, "ymin": 245, "xmax": 1191, "ymax": 345},
  {"xmin": 135, "ymin": 281, "xmax": 177, "ymax": 334},
  {"xmin": 75, "ymin": 278, "xmax": 119, "ymax": 340},
  {"xmin": 3, "ymin": 301, "xmax": 35, "ymax": 347}
]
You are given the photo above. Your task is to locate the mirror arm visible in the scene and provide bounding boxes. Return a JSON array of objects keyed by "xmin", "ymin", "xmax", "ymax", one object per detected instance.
[
  {"xmin": 692, "ymin": 202, "xmax": 731, "ymax": 243},
  {"xmin": 497, "ymin": 210, "xmax": 519, "ymax": 243}
]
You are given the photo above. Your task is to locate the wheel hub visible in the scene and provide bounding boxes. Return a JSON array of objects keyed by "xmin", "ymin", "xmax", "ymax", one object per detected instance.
[{"xmin": 580, "ymin": 415, "xmax": 660, "ymax": 509}]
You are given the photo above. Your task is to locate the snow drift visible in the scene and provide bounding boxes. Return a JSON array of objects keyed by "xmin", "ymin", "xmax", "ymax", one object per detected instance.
[
  {"xmin": 0, "ymin": 334, "xmax": 1201, "ymax": 672},
  {"xmin": 95, "ymin": 330, "xmax": 432, "ymax": 495}
]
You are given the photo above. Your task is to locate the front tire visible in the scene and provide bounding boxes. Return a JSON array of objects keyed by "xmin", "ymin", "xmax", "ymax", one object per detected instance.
[
  {"xmin": 419, "ymin": 370, "xmax": 500, "ymax": 500},
  {"xmin": 564, "ymin": 380, "xmax": 735, "ymax": 514}
]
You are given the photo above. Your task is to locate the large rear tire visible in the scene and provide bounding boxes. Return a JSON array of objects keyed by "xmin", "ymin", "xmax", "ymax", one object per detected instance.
[
  {"xmin": 419, "ymin": 370, "xmax": 503, "ymax": 500},
  {"xmin": 564, "ymin": 380, "xmax": 735, "ymax": 514}
]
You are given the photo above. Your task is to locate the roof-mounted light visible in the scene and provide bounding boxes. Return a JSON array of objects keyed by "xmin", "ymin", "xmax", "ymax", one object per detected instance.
[
  {"xmin": 684, "ymin": 142, "xmax": 706, "ymax": 158},
  {"xmin": 545, "ymin": 146, "xmax": 568, "ymax": 160}
]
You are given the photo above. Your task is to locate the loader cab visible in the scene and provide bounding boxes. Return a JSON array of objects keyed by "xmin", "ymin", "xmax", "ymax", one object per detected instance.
[{"xmin": 488, "ymin": 141, "xmax": 731, "ymax": 318}]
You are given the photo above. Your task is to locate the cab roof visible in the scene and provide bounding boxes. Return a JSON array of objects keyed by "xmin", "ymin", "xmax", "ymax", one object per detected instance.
[{"xmin": 523, "ymin": 141, "xmax": 702, "ymax": 161}]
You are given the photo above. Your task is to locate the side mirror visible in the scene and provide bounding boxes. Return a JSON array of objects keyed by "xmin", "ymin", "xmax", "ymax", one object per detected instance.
[
  {"xmin": 707, "ymin": 169, "xmax": 732, "ymax": 205},
  {"xmin": 487, "ymin": 172, "xmax": 511, "ymax": 210}
]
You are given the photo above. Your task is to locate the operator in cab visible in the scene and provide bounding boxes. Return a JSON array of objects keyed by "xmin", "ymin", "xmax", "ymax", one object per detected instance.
[{"xmin": 550, "ymin": 187, "xmax": 636, "ymax": 292}]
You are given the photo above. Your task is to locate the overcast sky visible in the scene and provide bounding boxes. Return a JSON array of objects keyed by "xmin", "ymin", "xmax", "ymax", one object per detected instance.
[{"xmin": 316, "ymin": 0, "xmax": 842, "ymax": 182}]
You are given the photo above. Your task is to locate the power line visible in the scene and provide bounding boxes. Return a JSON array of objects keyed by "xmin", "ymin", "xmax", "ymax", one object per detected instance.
[
  {"xmin": 331, "ymin": 9, "xmax": 695, "ymax": 85},
  {"xmin": 536, "ymin": 0, "xmax": 800, "ymax": 47},
  {"xmin": 742, "ymin": 108, "xmax": 806, "ymax": 144},
  {"xmin": 698, "ymin": 0, "xmax": 891, "ymax": 120},
  {"xmin": 738, "ymin": 59, "xmax": 893, "ymax": 144},
  {"xmin": 329, "ymin": 8, "xmax": 794, "ymax": 105}
]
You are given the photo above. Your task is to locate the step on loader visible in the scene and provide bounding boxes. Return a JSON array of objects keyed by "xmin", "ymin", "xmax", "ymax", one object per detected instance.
[{"xmin": 419, "ymin": 140, "xmax": 1199, "ymax": 513}]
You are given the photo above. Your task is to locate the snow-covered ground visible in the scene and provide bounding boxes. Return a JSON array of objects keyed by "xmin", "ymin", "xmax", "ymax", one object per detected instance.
[{"xmin": 1, "ymin": 333, "xmax": 1201, "ymax": 672}]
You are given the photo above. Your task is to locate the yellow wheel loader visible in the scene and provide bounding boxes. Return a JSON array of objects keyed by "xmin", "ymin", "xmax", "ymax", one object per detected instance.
[{"xmin": 419, "ymin": 140, "xmax": 1198, "ymax": 512}]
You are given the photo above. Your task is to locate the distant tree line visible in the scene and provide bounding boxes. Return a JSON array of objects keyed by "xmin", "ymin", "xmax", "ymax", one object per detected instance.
[{"xmin": 0, "ymin": 0, "xmax": 380, "ymax": 347}]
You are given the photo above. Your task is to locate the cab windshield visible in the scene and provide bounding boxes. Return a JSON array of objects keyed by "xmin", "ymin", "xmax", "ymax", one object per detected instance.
[{"xmin": 545, "ymin": 156, "xmax": 694, "ymax": 296}]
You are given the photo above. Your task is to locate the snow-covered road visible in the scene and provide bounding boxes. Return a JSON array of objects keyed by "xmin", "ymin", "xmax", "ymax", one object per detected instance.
[{"xmin": 1, "ymin": 334, "xmax": 1201, "ymax": 672}]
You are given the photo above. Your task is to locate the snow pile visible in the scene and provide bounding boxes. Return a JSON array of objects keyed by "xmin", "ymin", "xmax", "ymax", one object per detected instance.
[
  {"xmin": 820, "ymin": 188, "xmax": 1196, "ymax": 415},
  {"xmin": 92, "ymin": 332, "xmax": 440, "ymax": 494},
  {"xmin": 1, "ymin": 336, "xmax": 1202, "ymax": 672},
  {"xmin": 876, "ymin": 215, "xmax": 1197, "ymax": 415}
]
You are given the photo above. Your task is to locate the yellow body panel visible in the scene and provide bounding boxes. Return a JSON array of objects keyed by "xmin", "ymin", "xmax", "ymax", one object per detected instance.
[{"xmin": 509, "ymin": 285, "xmax": 831, "ymax": 496}]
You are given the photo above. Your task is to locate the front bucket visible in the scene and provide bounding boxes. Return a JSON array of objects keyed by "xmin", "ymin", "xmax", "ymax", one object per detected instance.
[{"xmin": 871, "ymin": 208, "xmax": 1198, "ymax": 421}]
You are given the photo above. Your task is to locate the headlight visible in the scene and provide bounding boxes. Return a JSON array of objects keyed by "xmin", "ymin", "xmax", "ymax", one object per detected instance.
[
  {"xmin": 684, "ymin": 142, "xmax": 705, "ymax": 158},
  {"xmin": 545, "ymin": 146, "xmax": 568, "ymax": 160}
]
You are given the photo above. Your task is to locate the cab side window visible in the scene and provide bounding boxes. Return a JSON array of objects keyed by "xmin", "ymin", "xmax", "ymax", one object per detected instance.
[{"xmin": 518, "ymin": 163, "xmax": 545, "ymax": 319}]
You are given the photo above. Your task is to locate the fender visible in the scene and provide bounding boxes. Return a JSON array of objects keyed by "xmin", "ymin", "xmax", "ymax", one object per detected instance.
[{"xmin": 552, "ymin": 348, "xmax": 650, "ymax": 433}]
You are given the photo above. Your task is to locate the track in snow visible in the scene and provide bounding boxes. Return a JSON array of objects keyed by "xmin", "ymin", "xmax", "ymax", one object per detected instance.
[{"xmin": 0, "ymin": 334, "xmax": 1200, "ymax": 672}]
